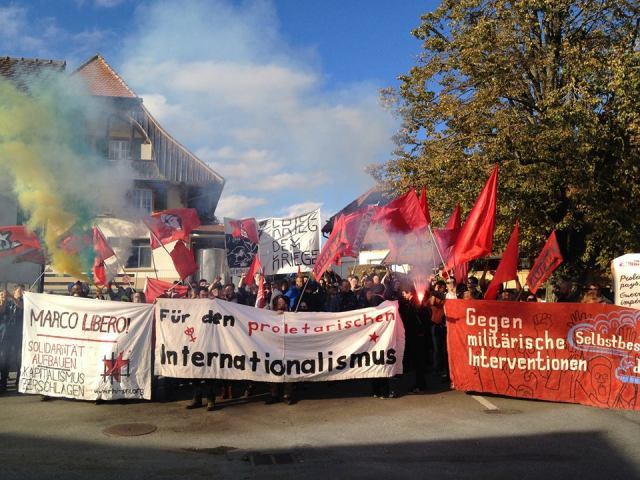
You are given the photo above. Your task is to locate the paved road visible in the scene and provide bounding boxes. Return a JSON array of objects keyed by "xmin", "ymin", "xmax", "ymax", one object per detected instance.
[{"xmin": 0, "ymin": 378, "xmax": 639, "ymax": 479}]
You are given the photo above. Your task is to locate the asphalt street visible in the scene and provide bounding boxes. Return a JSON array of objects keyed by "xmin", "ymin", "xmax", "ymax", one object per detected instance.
[{"xmin": 0, "ymin": 377, "xmax": 638, "ymax": 480}]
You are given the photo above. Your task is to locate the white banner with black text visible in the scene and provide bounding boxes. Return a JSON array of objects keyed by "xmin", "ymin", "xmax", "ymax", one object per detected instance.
[
  {"xmin": 19, "ymin": 293, "xmax": 153, "ymax": 401},
  {"xmin": 155, "ymin": 299, "xmax": 405, "ymax": 382},
  {"xmin": 258, "ymin": 209, "xmax": 321, "ymax": 275}
]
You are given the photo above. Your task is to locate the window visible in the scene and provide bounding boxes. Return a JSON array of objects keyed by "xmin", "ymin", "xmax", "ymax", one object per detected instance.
[
  {"xmin": 132, "ymin": 188, "xmax": 153, "ymax": 214},
  {"xmin": 108, "ymin": 140, "xmax": 130, "ymax": 161},
  {"xmin": 126, "ymin": 239, "xmax": 152, "ymax": 269}
]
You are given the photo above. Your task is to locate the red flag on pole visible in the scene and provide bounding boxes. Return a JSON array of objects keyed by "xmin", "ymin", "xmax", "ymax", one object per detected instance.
[
  {"xmin": 245, "ymin": 254, "xmax": 262, "ymax": 286},
  {"xmin": 145, "ymin": 208, "xmax": 201, "ymax": 248},
  {"xmin": 92, "ymin": 257, "xmax": 108, "ymax": 286},
  {"xmin": 0, "ymin": 226, "xmax": 41, "ymax": 259},
  {"xmin": 526, "ymin": 230, "xmax": 563, "ymax": 294},
  {"xmin": 418, "ymin": 187, "xmax": 432, "ymax": 225},
  {"xmin": 144, "ymin": 278, "xmax": 188, "ymax": 302},
  {"xmin": 313, "ymin": 215, "xmax": 348, "ymax": 279},
  {"xmin": 484, "ymin": 221, "xmax": 520, "ymax": 300},
  {"xmin": 92, "ymin": 227, "xmax": 115, "ymax": 260},
  {"xmin": 444, "ymin": 165, "xmax": 498, "ymax": 271},
  {"xmin": 228, "ymin": 218, "xmax": 260, "ymax": 244},
  {"xmin": 373, "ymin": 189, "xmax": 428, "ymax": 234},
  {"xmin": 92, "ymin": 227, "xmax": 117, "ymax": 286},
  {"xmin": 434, "ymin": 204, "xmax": 461, "ymax": 264},
  {"xmin": 169, "ymin": 241, "xmax": 198, "ymax": 280},
  {"xmin": 342, "ymin": 205, "xmax": 378, "ymax": 258},
  {"xmin": 60, "ymin": 233, "xmax": 91, "ymax": 254}
]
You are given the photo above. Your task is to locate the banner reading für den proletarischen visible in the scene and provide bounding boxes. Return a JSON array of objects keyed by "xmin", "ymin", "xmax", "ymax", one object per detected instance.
[{"xmin": 155, "ymin": 299, "xmax": 405, "ymax": 382}]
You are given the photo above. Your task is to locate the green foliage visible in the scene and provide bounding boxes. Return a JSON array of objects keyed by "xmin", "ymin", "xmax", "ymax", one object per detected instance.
[{"xmin": 374, "ymin": 0, "xmax": 640, "ymax": 280}]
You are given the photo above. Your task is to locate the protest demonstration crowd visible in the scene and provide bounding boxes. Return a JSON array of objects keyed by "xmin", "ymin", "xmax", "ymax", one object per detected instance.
[
  {"xmin": 0, "ymin": 266, "xmax": 615, "ymax": 409},
  {"xmin": 0, "ymin": 155, "xmax": 637, "ymax": 418},
  {"xmin": 1, "ymin": 161, "xmax": 635, "ymax": 413},
  {"xmin": 0, "ymin": 3, "xmax": 638, "ymax": 477}
]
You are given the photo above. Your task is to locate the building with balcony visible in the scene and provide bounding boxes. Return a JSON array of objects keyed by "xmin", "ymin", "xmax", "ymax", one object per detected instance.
[{"xmin": 0, "ymin": 55, "xmax": 228, "ymax": 291}]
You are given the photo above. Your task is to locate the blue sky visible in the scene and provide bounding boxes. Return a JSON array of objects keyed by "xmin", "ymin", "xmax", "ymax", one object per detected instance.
[{"xmin": 0, "ymin": 0, "xmax": 439, "ymax": 220}]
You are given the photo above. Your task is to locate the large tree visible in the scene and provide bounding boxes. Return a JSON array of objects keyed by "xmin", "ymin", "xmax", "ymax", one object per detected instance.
[{"xmin": 374, "ymin": 0, "xmax": 640, "ymax": 279}]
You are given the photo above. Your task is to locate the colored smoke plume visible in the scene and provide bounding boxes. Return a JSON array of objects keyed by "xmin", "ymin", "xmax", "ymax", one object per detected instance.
[
  {"xmin": 0, "ymin": 71, "xmax": 134, "ymax": 280},
  {"xmin": 381, "ymin": 228, "xmax": 443, "ymax": 299}
]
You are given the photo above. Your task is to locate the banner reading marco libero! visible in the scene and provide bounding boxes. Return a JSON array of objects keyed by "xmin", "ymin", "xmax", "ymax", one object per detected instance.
[
  {"xmin": 155, "ymin": 299, "xmax": 404, "ymax": 381},
  {"xmin": 445, "ymin": 300, "xmax": 640, "ymax": 410},
  {"xmin": 20, "ymin": 293, "xmax": 154, "ymax": 401}
]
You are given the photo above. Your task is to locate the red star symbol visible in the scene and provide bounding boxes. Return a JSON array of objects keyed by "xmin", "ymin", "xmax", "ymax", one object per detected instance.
[
  {"xmin": 102, "ymin": 352, "xmax": 129, "ymax": 382},
  {"xmin": 369, "ymin": 332, "xmax": 380, "ymax": 342}
]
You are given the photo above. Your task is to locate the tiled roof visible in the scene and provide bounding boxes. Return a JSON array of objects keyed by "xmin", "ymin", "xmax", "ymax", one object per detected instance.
[
  {"xmin": 0, "ymin": 57, "xmax": 66, "ymax": 90},
  {"xmin": 73, "ymin": 54, "xmax": 137, "ymax": 98}
]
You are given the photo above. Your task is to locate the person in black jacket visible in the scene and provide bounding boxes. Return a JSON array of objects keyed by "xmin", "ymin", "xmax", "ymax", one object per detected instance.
[
  {"xmin": 399, "ymin": 284, "xmax": 429, "ymax": 393},
  {"xmin": 326, "ymin": 280, "xmax": 359, "ymax": 312}
]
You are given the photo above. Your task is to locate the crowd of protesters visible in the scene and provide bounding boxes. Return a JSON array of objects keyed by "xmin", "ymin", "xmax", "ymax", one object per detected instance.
[{"xmin": 0, "ymin": 270, "xmax": 615, "ymax": 408}]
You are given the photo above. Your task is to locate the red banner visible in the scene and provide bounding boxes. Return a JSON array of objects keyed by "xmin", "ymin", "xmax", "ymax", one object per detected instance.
[{"xmin": 445, "ymin": 300, "xmax": 640, "ymax": 410}]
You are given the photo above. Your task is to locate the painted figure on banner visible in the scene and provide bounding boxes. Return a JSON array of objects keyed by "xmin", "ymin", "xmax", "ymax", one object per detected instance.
[{"xmin": 224, "ymin": 217, "xmax": 259, "ymax": 276}]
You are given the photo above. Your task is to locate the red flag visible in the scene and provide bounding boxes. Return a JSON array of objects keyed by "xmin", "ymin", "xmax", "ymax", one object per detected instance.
[
  {"xmin": 434, "ymin": 204, "xmax": 461, "ymax": 263},
  {"xmin": 454, "ymin": 262, "xmax": 468, "ymax": 286},
  {"xmin": 444, "ymin": 166, "xmax": 498, "ymax": 270},
  {"xmin": 245, "ymin": 254, "xmax": 262, "ymax": 286},
  {"xmin": 12, "ymin": 248, "xmax": 46, "ymax": 265},
  {"xmin": 342, "ymin": 205, "xmax": 377, "ymax": 258},
  {"xmin": 60, "ymin": 233, "xmax": 91, "ymax": 254},
  {"xmin": 93, "ymin": 257, "xmax": 108, "ymax": 286},
  {"xmin": 373, "ymin": 189, "xmax": 428, "ymax": 234},
  {"xmin": 92, "ymin": 227, "xmax": 115, "ymax": 260},
  {"xmin": 144, "ymin": 278, "xmax": 188, "ymax": 303},
  {"xmin": 145, "ymin": 208, "xmax": 201, "ymax": 248},
  {"xmin": 169, "ymin": 241, "xmax": 198, "ymax": 280},
  {"xmin": 526, "ymin": 230, "xmax": 563, "ymax": 294},
  {"xmin": 228, "ymin": 218, "xmax": 259, "ymax": 244},
  {"xmin": 484, "ymin": 221, "xmax": 520, "ymax": 300},
  {"xmin": 0, "ymin": 226, "xmax": 41, "ymax": 259},
  {"xmin": 313, "ymin": 215, "xmax": 348, "ymax": 279},
  {"xmin": 91, "ymin": 227, "xmax": 117, "ymax": 286},
  {"xmin": 418, "ymin": 187, "xmax": 432, "ymax": 225},
  {"xmin": 434, "ymin": 205, "xmax": 467, "ymax": 282}
]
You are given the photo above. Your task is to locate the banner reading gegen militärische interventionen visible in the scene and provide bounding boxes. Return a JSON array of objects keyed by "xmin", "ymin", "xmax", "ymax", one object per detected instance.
[
  {"xmin": 20, "ymin": 293, "xmax": 153, "ymax": 401},
  {"xmin": 155, "ymin": 299, "xmax": 404, "ymax": 382},
  {"xmin": 445, "ymin": 299, "xmax": 640, "ymax": 411}
]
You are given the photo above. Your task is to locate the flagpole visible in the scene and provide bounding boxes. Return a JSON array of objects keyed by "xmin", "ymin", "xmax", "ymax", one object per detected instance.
[
  {"xmin": 143, "ymin": 218, "xmax": 190, "ymax": 282},
  {"xmin": 427, "ymin": 224, "xmax": 447, "ymax": 269},
  {"xmin": 150, "ymin": 245, "xmax": 159, "ymax": 279},
  {"xmin": 142, "ymin": 218, "xmax": 176, "ymax": 258},
  {"xmin": 95, "ymin": 225, "xmax": 134, "ymax": 290},
  {"xmin": 294, "ymin": 273, "xmax": 311, "ymax": 312},
  {"xmin": 29, "ymin": 269, "xmax": 46, "ymax": 292}
]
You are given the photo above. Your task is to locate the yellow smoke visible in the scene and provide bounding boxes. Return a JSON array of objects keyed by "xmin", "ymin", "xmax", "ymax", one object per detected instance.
[{"xmin": 0, "ymin": 77, "xmax": 88, "ymax": 280}]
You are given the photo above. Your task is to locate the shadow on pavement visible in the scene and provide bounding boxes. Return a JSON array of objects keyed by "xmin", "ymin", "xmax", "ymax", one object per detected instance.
[{"xmin": 0, "ymin": 430, "xmax": 636, "ymax": 480}]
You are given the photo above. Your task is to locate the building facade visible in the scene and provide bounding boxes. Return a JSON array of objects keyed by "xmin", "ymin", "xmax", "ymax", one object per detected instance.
[{"xmin": 0, "ymin": 55, "xmax": 227, "ymax": 291}]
